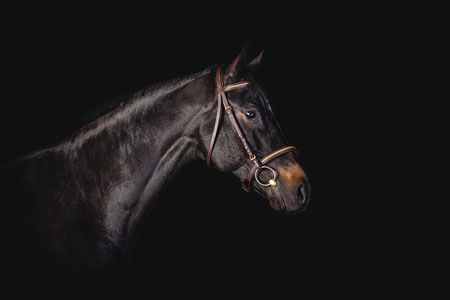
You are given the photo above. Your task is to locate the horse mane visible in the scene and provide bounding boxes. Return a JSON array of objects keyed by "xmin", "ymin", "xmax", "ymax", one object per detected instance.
[
  {"xmin": 13, "ymin": 66, "xmax": 216, "ymax": 162},
  {"xmin": 71, "ymin": 66, "xmax": 216, "ymax": 135}
]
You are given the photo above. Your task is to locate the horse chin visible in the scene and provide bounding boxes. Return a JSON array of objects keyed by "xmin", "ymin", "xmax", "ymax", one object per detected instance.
[
  {"xmin": 267, "ymin": 187, "xmax": 288, "ymax": 212},
  {"xmin": 268, "ymin": 196, "xmax": 305, "ymax": 214},
  {"xmin": 268, "ymin": 196, "xmax": 286, "ymax": 212},
  {"xmin": 255, "ymin": 185, "xmax": 287, "ymax": 213},
  {"xmin": 263, "ymin": 185, "xmax": 306, "ymax": 214}
]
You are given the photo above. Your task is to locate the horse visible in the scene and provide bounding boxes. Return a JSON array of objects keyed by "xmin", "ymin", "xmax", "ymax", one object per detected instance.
[{"xmin": 0, "ymin": 47, "xmax": 310, "ymax": 277}]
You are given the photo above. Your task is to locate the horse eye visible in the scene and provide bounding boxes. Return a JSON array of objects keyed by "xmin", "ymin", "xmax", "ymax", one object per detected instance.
[{"xmin": 245, "ymin": 111, "xmax": 256, "ymax": 119}]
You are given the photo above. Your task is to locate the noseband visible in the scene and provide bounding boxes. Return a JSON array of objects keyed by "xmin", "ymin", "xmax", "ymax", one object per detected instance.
[{"xmin": 206, "ymin": 67, "xmax": 298, "ymax": 192}]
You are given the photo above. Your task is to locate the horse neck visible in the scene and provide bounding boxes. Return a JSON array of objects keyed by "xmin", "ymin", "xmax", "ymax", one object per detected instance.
[{"xmin": 76, "ymin": 71, "xmax": 216, "ymax": 249}]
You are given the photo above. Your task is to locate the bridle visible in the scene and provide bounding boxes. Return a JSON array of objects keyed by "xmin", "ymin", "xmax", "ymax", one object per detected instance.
[{"xmin": 206, "ymin": 66, "xmax": 298, "ymax": 192}]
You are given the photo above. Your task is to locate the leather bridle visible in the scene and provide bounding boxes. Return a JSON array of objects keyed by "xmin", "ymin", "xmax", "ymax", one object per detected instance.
[{"xmin": 206, "ymin": 67, "xmax": 298, "ymax": 192}]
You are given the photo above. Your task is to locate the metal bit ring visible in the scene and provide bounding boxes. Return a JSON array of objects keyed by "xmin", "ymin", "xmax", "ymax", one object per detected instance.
[{"xmin": 255, "ymin": 166, "xmax": 278, "ymax": 187}]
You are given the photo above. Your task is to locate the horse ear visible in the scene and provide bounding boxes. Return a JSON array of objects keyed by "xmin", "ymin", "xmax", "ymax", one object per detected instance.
[
  {"xmin": 224, "ymin": 46, "xmax": 250, "ymax": 78},
  {"xmin": 224, "ymin": 46, "xmax": 265, "ymax": 78},
  {"xmin": 247, "ymin": 49, "xmax": 265, "ymax": 70}
]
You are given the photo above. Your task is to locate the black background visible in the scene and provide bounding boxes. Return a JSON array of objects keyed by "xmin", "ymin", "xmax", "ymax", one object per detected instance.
[{"xmin": 0, "ymin": 4, "xmax": 426, "ymax": 296}]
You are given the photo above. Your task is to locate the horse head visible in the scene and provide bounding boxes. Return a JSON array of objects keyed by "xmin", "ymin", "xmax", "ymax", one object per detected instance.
[{"xmin": 203, "ymin": 47, "xmax": 310, "ymax": 214}]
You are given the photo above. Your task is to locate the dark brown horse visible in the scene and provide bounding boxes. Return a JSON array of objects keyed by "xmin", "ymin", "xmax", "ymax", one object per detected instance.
[{"xmin": 0, "ymin": 47, "xmax": 310, "ymax": 277}]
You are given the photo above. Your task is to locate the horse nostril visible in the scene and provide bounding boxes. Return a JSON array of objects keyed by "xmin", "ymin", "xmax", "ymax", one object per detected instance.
[
  {"xmin": 297, "ymin": 183, "xmax": 305, "ymax": 204},
  {"xmin": 297, "ymin": 182, "xmax": 310, "ymax": 205}
]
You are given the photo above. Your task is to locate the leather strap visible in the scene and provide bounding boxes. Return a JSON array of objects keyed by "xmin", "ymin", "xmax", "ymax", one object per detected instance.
[
  {"xmin": 207, "ymin": 67, "xmax": 255, "ymax": 168},
  {"xmin": 240, "ymin": 146, "xmax": 298, "ymax": 192},
  {"xmin": 206, "ymin": 89, "xmax": 223, "ymax": 168},
  {"xmin": 221, "ymin": 91, "xmax": 261, "ymax": 168}
]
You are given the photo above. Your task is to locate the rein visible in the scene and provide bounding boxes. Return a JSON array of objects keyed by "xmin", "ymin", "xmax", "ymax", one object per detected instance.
[{"xmin": 206, "ymin": 67, "xmax": 298, "ymax": 192}]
